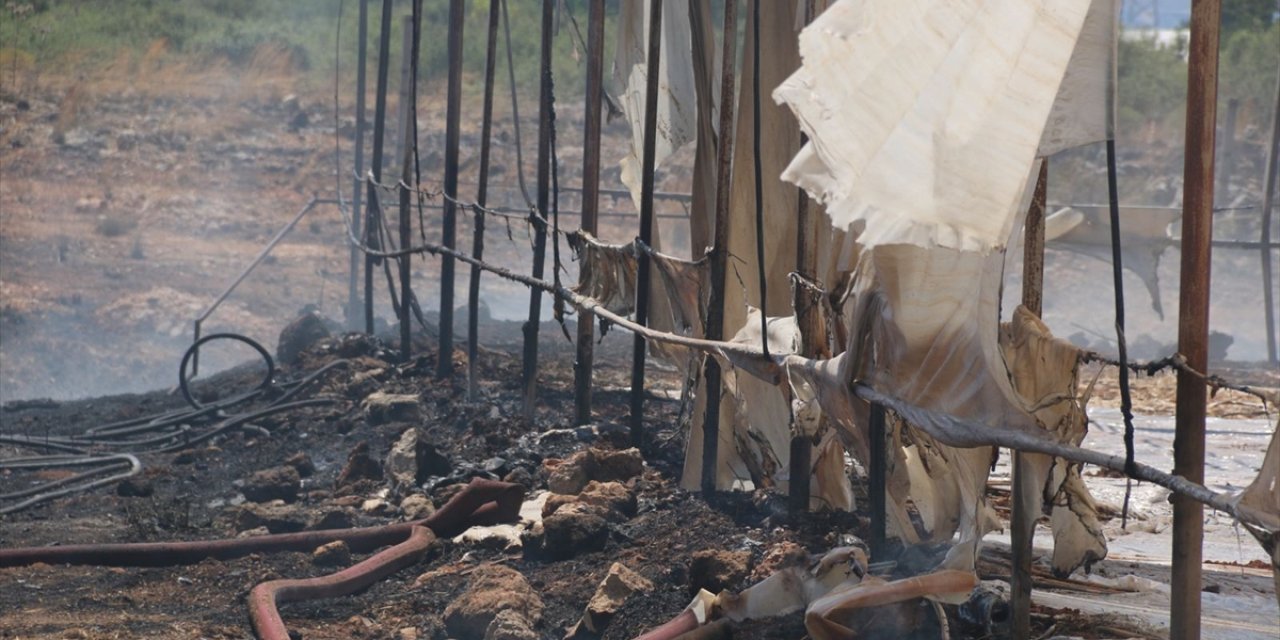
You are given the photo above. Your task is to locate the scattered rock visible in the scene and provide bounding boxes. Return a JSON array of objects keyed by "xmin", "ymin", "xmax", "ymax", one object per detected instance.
[
  {"xmin": 361, "ymin": 498, "xmax": 392, "ymax": 515},
  {"xmin": 455, "ymin": 523, "xmax": 525, "ymax": 551},
  {"xmin": 116, "ymin": 476, "xmax": 154, "ymax": 497},
  {"xmin": 503, "ymin": 467, "xmax": 533, "ymax": 488},
  {"xmin": 689, "ymin": 549, "xmax": 752, "ymax": 595},
  {"xmin": 578, "ymin": 481, "xmax": 636, "ymax": 519},
  {"xmin": 397, "ymin": 628, "xmax": 419, "ymax": 640},
  {"xmin": 362, "ymin": 391, "xmax": 422, "ymax": 425},
  {"xmin": 309, "ymin": 509, "xmax": 357, "ymax": 531},
  {"xmin": 481, "ymin": 457, "xmax": 509, "ymax": 475},
  {"xmin": 546, "ymin": 457, "xmax": 591, "ymax": 495},
  {"xmin": 575, "ymin": 562, "xmax": 655, "ymax": 635},
  {"xmin": 595, "ymin": 448, "xmax": 645, "ymax": 482},
  {"xmin": 443, "ymin": 565, "xmax": 543, "ymax": 639},
  {"xmin": 284, "ymin": 452, "xmax": 315, "ymax": 477},
  {"xmin": 277, "ymin": 312, "xmax": 331, "ymax": 366},
  {"xmin": 241, "ymin": 466, "xmax": 301, "ymax": 503},
  {"xmin": 237, "ymin": 526, "xmax": 271, "ymax": 538},
  {"xmin": 483, "ymin": 609, "xmax": 538, "ymax": 640},
  {"xmin": 400, "ymin": 494, "xmax": 436, "ymax": 520},
  {"xmin": 312, "ymin": 540, "xmax": 352, "ymax": 567},
  {"xmin": 542, "ymin": 502, "xmax": 609, "ymax": 559},
  {"xmin": 541, "ymin": 493, "xmax": 578, "ymax": 518},
  {"xmin": 234, "ymin": 503, "xmax": 307, "ymax": 534},
  {"xmin": 545, "ymin": 448, "xmax": 645, "ymax": 495},
  {"xmin": 386, "ymin": 428, "xmax": 452, "ymax": 490},
  {"xmin": 335, "ymin": 442, "xmax": 383, "ymax": 491}
]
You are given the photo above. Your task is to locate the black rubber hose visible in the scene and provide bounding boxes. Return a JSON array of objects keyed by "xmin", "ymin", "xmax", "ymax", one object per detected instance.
[{"xmin": 179, "ymin": 333, "xmax": 276, "ymax": 410}]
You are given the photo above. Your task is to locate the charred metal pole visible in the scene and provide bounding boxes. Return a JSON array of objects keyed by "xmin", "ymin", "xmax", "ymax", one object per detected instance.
[
  {"xmin": 629, "ymin": 0, "xmax": 664, "ymax": 445},
  {"xmin": 397, "ymin": 1, "xmax": 423, "ymax": 362},
  {"xmin": 701, "ymin": 0, "xmax": 738, "ymax": 494},
  {"xmin": 1010, "ymin": 158, "xmax": 1048, "ymax": 640},
  {"xmin": 1172, "ymin": 2, "xmax": 1220, "ymax": 638},
  {"xmin": 437, "ymin": 0, "xmax": 465, "ymax": 377},
  {"xmin": 396, "ymin": 16, "xmax": 417, "ymax": 360},
  {"xmin": 347, "ymin": 0, "xmax": 369, "ymax": 332},
  {"xmin": 364, "ymin": 0, "xmax": 394, "ymax": 334},
  {"xmin": 468, "ymin": 0, "xmax": 501, "ymax": 400},
  {"xmin": 1262, "ymin": 64, "xmax": 1280, "ymax": 364},
  {"xmin": 788, "ymin": 0, "xmax": 818, "ymax": 517},
  {"xmin": 867, "ymin": 402, "xmax": 887, "ymax": 560},
  {"xmin": 521, "ymin": 0, "xmax": 555, "ymax": 418},
  {"xmin": 573, "ymin": 0, "xmax": 606, "ymax": 425}
]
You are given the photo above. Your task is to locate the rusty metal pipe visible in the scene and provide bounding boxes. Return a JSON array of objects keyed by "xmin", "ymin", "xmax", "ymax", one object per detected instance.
[
  {"xmin": 629, "ymin": 0, "xmax": 665, "ymax": 446},
  {"xmin": 702, "ymin": 0, "xmax": 739, "ymax": 495},
  {"xmin": 437, "ymin": 0, "xmax": 465, "ymax": 376},
  {"xmin": 467, "ymin": 0, "xmax": 502, "ymax": 401},
  {"xmin": 573, "ymin": 0, "xmax": 606, "ymax": 425},
  {"xmin": 0, "ymin": 478, "xmax": 522, "ymax": 568},
  {"xmin": 521, "ymin": 0, "xmax": 555, "ymax": 418},
  {"xmin": 1172, "ymin": 2, "xmax": 1220, "ymax": 638},
  {"xmin": 365, "ymin": 0, "xmax": 394, "ymax": 334}
]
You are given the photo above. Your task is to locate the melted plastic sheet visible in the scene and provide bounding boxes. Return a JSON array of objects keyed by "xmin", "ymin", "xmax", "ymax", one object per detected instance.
[
  {"xmin": 570, "ymin": 232, "xmax": 707, "ymax": 365},
  {"xmin": 1237, "ymin": 415, "xmax": 1280, "ymax": 597},
  {"xmin": 762, "ymin": 0, "xmax": 1113, "ymax": 572},
  {"xmin": 772, "ymin": 0, "xmax": 1095, "ymax": 251},
  {"xmin": 615, "ymin": 0, "xmax": 698, "ymax": 209}
]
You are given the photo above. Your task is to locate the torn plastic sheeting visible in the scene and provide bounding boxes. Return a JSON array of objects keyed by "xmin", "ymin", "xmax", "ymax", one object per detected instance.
[
  {"xmin": 803, "ymin": 570, "xmax": 977, "ymax": 640},
  {"xmin": 683, "ymin": 306, "xmax": 854, "ymax": 511},
  {"xmin": 685, "ymin": 0, "xmax": 813, "ymax": 497},
  {"xmin": 999, "ymin": 306, "xmax": 1107, "ymax": 576},
  {"xmin": 771, "ymin": 0, "xmax": 1105, "ymax": 560},
  {"xmin": 656, "ymin": 545, "xmax": 975, "ymax": 640},
  {"xmin": 570, "ymin": 232, "xmax": 708, "ymax": 366},
  {"xmin": 773, "ymin": 0, "xmax": 1096, "ymax": 251},
  {"xmin": 1235, "ymin": 415, "xmax": 1280, "ymax": 601},
  {"xmin": 615, "ymin": 0, "xmax": 698, "ymax": 210},
  {"xmin": 1037, "ymin": 0, "xmax": 1119, "ymax": 157}
]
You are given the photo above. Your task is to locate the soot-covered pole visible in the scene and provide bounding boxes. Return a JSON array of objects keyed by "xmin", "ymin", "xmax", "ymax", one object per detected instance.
[{"xmin": 628, "ymin": 0, "xmax": 665, "ymax": 446}]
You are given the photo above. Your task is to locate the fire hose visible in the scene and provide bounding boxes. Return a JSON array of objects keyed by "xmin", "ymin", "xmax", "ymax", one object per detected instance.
[
  {"xmin": 248, "ymin": 524, "xmax": 438, "ymax": 640},
  {"xmin": 0, "ymin": 478, "xmax": 523, "ymax": 567}
]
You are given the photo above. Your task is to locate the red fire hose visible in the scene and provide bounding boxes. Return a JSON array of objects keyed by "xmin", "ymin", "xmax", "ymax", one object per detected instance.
[
  {"xmin": 248, "ymin": 524, "xmax": 438, "ymax": 640},
  {"xmin": 0, "ymin": 478, "xmax": 524, "ymax": 567}
]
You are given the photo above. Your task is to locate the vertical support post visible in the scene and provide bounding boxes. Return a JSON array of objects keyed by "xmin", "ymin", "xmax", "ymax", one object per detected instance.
[
  {"xmin": 629, "ymin": 0, "xmax": 665, "ymax": 446},
  {"xmin": 1172, "ymin": 2, "xmax": 1220, "ymax": 638},
  {"xmin": 437, "ymin": 0, "xmax": 465, "ymax": 377},
  {"xmin": 573, "ymin": 0, "xmax": 606, "ymax": 425},
  {"xmin": 788, "ymin": 0, "xmax": 818, "ymax": 517},
  {"xmin": 364, "ymin": 0, "xmax": 395, "ymax": 335},
  {"xmin": 522, "ymin": 0, "xmax": 555, "ymax": 418},
  {"xmin": 1261, "ymin": 64, "xmax": 1280, "ymax": 365},
  {"xmin": 867, "ymin": 402, "xmax": 887, "ymax": 560},
  {"xmin": 701, "ymin": 0, "xmax": 738, "ymax": 494},
  {"xmin": 398, "ymin": 1, "xmax": 422, "ymax": 363},
  {"xmin": 1010, "ymin": 158, "xmax": 1047, "ymax": 640},
  {"xmin": 468, "ymin": 0, "xmax": 501, "ymax": 400},
  {"xmin": 347, "ymin": 0, "xmax": 369, "ymax": 332}
]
